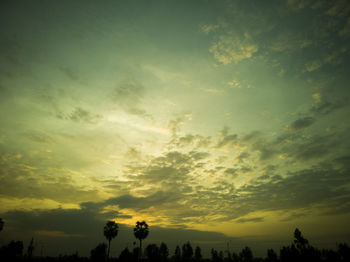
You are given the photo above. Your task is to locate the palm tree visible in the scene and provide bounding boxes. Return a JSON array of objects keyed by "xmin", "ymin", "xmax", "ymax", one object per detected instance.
[
  {"xmin": 133, "ymin": 221, "xmax": 149, "ymax": 258},
  {"xmin": 104, "ymin": 220, "xmax": 119, "ymax": 259}
]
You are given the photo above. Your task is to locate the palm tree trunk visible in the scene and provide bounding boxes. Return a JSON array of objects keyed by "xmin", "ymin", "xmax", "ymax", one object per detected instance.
[
  {"xmin": 108, "ymin": 239, "xmax": 111, "ymax": 259},
  {"xmin": 139, "ymin": 239, "xmax": 142, "ymax": 260}
]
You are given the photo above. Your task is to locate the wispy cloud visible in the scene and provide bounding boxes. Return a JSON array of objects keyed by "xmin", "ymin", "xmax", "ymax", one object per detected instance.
[{"xmin": 209, "ymin": 33, "xmax": 258, "ymax": 64}]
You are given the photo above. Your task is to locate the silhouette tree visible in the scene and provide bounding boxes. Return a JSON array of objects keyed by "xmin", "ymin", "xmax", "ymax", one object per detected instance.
[
  {"xmin": 280, "ymin": 244, "xmax": 299, "ymax": 262},
  {"xmin": 194, "ymin": 246, "xmax": 202, "ymax": 261},
  {"xmin": 0, "ymin": 218, "xmax": 3, "ymax": 232},
  {"xmin": 103, "ymin": 220, "xmax": 119, "ymax": 259},
  {"xmin": 182, "ymin": 242, "xmax": 193, "ymax": 262},
  {"xmin": 231, "ymin": 251, "xmax": 239, "ymax": 262},
  {"xmin": 211, "ymin": 248, "xmax": 222, "ymax": 262},
  {"xmin": 0, "ymin": 241, "xmax": 24, "ymax": 260},
  {"xmin": 119, "ymin": 247, "xmax": 132, "ymax": 262},
  {"xmin": 174, "ymin": 245, "xmax": 181, "ymax": 262},
  {"xmin": 159, "ymin": 242, "xmax": 169, "ymax": 262},
  {"xmin": 133, "ymin": 220, "xmax": 149, "ymax": 258},
  {"xmin": 146, "ymin": 244, "xmax": 160, "ymax": 261},
  {"xmin": 267, "ymin": 249, "xmax": 278, "ymax": 262},
  {"xmin": 26, "ymin": 237, "xmax": 35, "ymax": 259},
  {"xmin": 90, "ymin": 243, "xmax": 107, "ymax": 262},
  {"xmin": 294, "ymin": 228, "xmax": 308, "ymax": 250},
  {"xmin": 338, "ymin": 243, "xmax": 350, "ymax": 262},
  {"xmin": 239, "ymin": 246, "xmax": 253, "ymax": 262},
  {"xmin": 132, "ymin": 246, "xmax": 141, "ymax": 261}
]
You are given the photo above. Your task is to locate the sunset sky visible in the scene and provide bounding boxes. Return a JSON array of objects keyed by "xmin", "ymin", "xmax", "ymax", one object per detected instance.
[{"xmin": 1, "ymin": 0, "xmax": 350, "ymax": 257}]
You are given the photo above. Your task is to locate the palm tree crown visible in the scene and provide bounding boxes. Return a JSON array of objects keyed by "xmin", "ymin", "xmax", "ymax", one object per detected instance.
[
  {"xmin": 133, "ymin": 220, "xmax": 149, "ymax": 241},
  {"xmin": 104, "ymin": 221, "xmax": 118, "ymax": 241},
  {"xmin": 104, "ymin": 220, "xmax": 119, "ymax": 258},
  {"xmin": 134, "ymin": 220, "xmax": 149, "ymax": 258}
]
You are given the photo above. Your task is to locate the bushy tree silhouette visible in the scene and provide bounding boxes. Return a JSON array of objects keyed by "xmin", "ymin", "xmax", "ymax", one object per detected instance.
[
  {"xmin": 182, "ymin": 242, "xmax": 193, "ymax": 262},
  {"xmin": 338, "ymin": 243, "xmax": 350, "ymax": 261},
  {"xmin": 133, "ymin": 220, "xmax": 149, "ymax": 258},
  {"xmin": 146, "ymin": 243, "xmax": 159, "ymax": 261},
  {"xmin": 132, "ymin": 246, "xmax": 141, "ymax": 261},
  {"xmin": 174, "ymin": 245, "xmax": 181, "ymax": 262},
  {"xmin": 239, "ymin": 246, "xmax": 253, "ymax": 262},
  {"xmin": 0, "ymin": 241, "xmax": 23, "ymax": 260},
  {"xmin": 0, "ymin": 218, "xmax": 4, "ymax": 232},
  {"xmin": 90, "ymin": 243, "xmax": 107, "ymax": 262},
  {"xmin": 0, "ymin": 225, "xmax": 349, "ymax": 262},
  {"xmin": 159, "ymin": 242, "xmax": 169, "ymax": 262},
  {"xmin": 211, "ymin": 248, "xmax": 222, "ymax": 262},
  {"xmin": 119, "ymin": 247, "xmax": 132, "ymax": 262},
  {"xmin": 104, "ymin": 220, "xmax": 118, "ymax": 259},
  {"xmin": 267, "ymin": 248, "xmax": 278, "ymax": 262},
  {"xmin": 26, "ymin": 237, "xmax": 35, "ymax": 259},
  {"xmin": 294, "ymin": 228, "xmax": 308, "ymax": 250},
  {"xmin": 194, "ymin": 246, "xmax": 202, "ymax": 261}
]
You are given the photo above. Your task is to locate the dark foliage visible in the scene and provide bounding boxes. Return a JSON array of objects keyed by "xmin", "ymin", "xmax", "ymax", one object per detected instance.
[
  {"xmin": 27, "ymin": 237, "xmax": 35, "ymax": 259},
  {"xmin": 146, "ymin": 243, "xmax": 160, "ymax": 261},
  {"xmin": 194, "ymin": 246, "xmax": 202, "ymax": 262},
  {"xmin": 159, "ymin": 242, "xmax": 169, "ymax": 262},
  {"xmin": 0, "ymin": 217, "xmax": 4, "ymax": 232},
  {"xmin": 0, "ymin": 240, "xmax": 23, "ymax": 260},
  {"xmin": 0, "ymin": 228, "xmax": 349, "ymax": 262},
  {"xmin": 90, "ymin": 243, "xmax": 107, "ymax": 262},
  {"xmin": 182, "ymin": 242, "xmax": 193, "ymax": 262},
  {"xmin": 119, "ymin": 247, "xmax": 132, "ymax": 262}
]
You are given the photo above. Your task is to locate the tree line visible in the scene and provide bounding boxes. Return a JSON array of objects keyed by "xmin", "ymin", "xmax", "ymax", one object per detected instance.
[{"xmin": 0, "ymin": 218, "xmax": 349, "ymax": 262}]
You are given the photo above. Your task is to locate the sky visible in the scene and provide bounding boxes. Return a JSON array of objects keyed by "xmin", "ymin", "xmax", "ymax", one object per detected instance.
[{"xmin": 1, "ymin": 0, "xmax": 350, "ymax": 258}]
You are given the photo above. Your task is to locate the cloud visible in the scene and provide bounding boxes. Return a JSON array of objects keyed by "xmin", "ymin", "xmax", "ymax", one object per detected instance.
[
  {"xmin": 224, "ymin": 168, "xmax": 238, "ymax": 178},
  {"xmin": 305, "ymin": 60, "xmax": 322, "ymax": 72},
  {"xmin": 236, "ymin": 152, "xmax": 250, "ymax": 162},
  {"xmin": 209, "ymin": 33, "xmax": 258, "ymax": 64},
  {"xmin": 310, "ymin": 100, "xmax": 347, "ymax": 115},
  {"xmin": 125, "ymin": 107, "xmax": 152, "ymax": 119},
  {"xmin": 34, "ymin": 230, "xmax": 84, "ymax": 238},
  {"xmin": 106, "ymin": 191, "xmax": 181, "ymax": 211},
  {"xmin": 199, "ymin": 88, "xmax": 224, "ymax": 93},
  {"xmin": 235, "ymin": 217, "xmax": 264, "ymax": 223},
  {"xmin": 0, "ymin": 156, "xmax": 100, "ymax": 203},
  {"xmin": 339, "ymin": 17, "xmax": 350, "ymax": 37},
  {"xmin": 59, "ymin": 67, "xmax": 81, "ymax": 82},
  {"xmin": 227, "ymin": 78, "xmax": 252, "ymax": 89},
  {"xmin": 200, "ymin": 24, "xmax": 221, "ymax": 34},
  {"xmin": 124, "ymin": 150, "xmax": 210, "ymax": 188},
  {"xmin": 109, "ymin": 80, "xmax": 152, "ymax": 118},
  {"xmin": 218, "ymin": 161, "xmax": 350, "ymax": 220},
  {"xmin": 22, "ymin": 131, "xmax": 55, "ymax": 144},
  {"xmin": 67, "ymin": 107, "xmax": 103, "ymax": 124},
  {"xmin": 216, "ymin": 128, "xmax": 239, "ymax": 148},
  {"xmin": 326, "ymin": 0, "xmax": 350, "ymax": 17},
  {"xmin": 287, "ymin": 0, "xmax": 314, "ymax": 11},
  {"xmin": 174, "ymin": 134, "xmax": 212, "ymax": 149},
  {"xmin": 269, "ymin": 32, "xmax": 312, "ymax": 53},
  {"xmin": 312, "ymin": 93, "xmax": 322, "ymax": 103},
  {"xmin": 284, "ymin": 134, "xmax": 339, "ymax": 161},
  {"xmin": 285, "ymin": 116, "xmax": 315, "ymax": 131},
  {"xmin": 242, "ymin": 131, "xmax": 262, "ymax": 142},
  {"xmin": 111, "ymin": 80, "xmax": 145, "ymax": 106},
  {"xmin": 303, "ymin": 48, "xmax": 347, "ymax": 73}
]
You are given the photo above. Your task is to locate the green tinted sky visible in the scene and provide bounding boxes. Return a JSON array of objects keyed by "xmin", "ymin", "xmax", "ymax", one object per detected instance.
[{"xmin": 1, "ymin": 0, "xmax": 350, "ymax": 257}]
